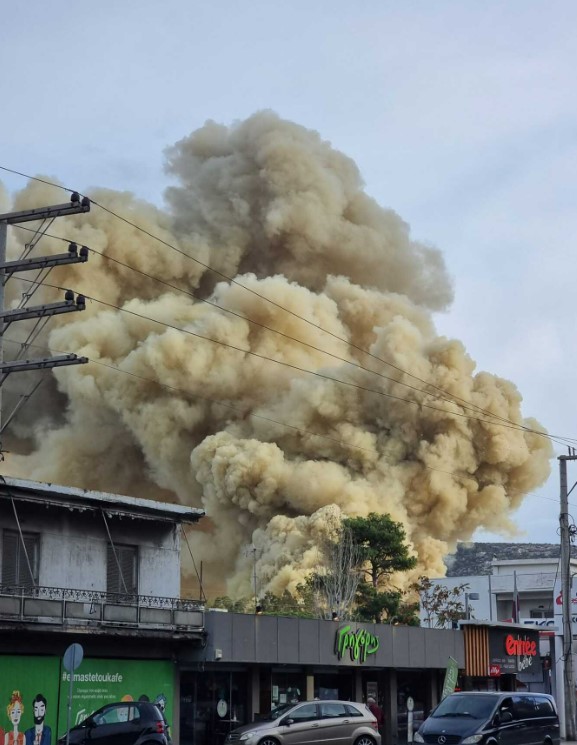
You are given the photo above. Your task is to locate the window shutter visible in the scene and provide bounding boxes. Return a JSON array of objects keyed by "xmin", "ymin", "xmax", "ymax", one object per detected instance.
[
  {"xmin": 107, "ymin": 544, "xmax": 138, "ymax": 595},
  {"xmin": 2, "ymin": 531, "xmax": 39, "ymax": 587},
  {"xmin": 2, "ymin": 531, "xmax": 19, "ymax": 585}
]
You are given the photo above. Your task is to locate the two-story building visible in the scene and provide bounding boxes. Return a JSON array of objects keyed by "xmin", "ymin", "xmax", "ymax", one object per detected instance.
[
  {"xmin": 419, "ymin": 542, "xmax": 577, "ymax": 632},
  {"xmin": 0, "ymin": 476, "xmax": 205, "ymax": 744}
]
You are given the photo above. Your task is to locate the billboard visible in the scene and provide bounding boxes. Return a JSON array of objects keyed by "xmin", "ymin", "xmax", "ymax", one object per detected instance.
[
  {"xmin": 56, "ymin": 659, "xmax": 174, "ymax": 736},
  {"xmin": 488, "ymin": 627, "xmax": 542, "ymax": 682},
  {"xmin": 0, "ymin": 654, "xmax": 174, "ymax": 742},
  {"xmin": 0, "ymin": 656, "xmax": 60, "ymax": 745}
]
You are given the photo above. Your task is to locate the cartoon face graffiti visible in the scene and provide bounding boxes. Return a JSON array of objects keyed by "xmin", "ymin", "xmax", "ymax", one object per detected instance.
[
  {"xmin": 9, "ymin": 705, "xmax": 22, "ymax": 727},
  {"xmin": 6, "ymin": 692, "xmax": 24, "ymax": 727},
  {"xmin": 33, "ymin": 696, "xmax": 47, "ymax": 727}
]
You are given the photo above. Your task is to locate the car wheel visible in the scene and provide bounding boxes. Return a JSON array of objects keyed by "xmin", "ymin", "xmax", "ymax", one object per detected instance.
[
  {"xmin": 258, "ymin": 738, "xmax": 280, "ymax": 745},
  {"xmin": 355, "ymin": 736, "xmax": 376, "ymax": 745}
]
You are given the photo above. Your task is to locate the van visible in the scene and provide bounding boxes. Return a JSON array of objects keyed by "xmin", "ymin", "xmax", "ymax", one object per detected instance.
[{"xmin": 414, "ymin": 691, "xmax": 560, "ymax": 745}]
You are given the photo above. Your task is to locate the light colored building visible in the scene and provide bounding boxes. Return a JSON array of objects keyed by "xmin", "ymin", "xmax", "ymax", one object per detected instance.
[
  {"xmin": 0, "ymin": 476, "xmax": 205, "ymax": 743},
  {"xmin": 419, "ymin": 543, "xmax": 577, "ymax": 631}
]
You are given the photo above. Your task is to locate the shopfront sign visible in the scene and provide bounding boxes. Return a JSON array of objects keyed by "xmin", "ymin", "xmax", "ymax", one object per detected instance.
[
  {"xmin": 488, "ymin": 627, "xmax": 541, "ymax": 681},
  {"xmin": 488, "ymin": 664, "xmax": 501, "ymax": 677},
  {"xmin": 504, "ymin": 633, "xmax": 537, "ymax": 658},
  {"xmin": 335, "ymin": 625, "xmax": 379, "ymax": 663}
]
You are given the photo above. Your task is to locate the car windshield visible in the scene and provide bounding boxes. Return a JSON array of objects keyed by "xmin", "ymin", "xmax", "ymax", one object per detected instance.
[
  {"xmin": 432, "ymin": 696, "xmax": 496, "ymax": 720},
  {"xmin": 265, "ymin": 704, "xmax": 296, "ymax": 721}
]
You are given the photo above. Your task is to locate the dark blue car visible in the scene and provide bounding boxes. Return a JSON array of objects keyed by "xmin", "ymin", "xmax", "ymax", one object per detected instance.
[{"xmin": 414, "ymin": 692, "xmax": 559, "ymax": 745}]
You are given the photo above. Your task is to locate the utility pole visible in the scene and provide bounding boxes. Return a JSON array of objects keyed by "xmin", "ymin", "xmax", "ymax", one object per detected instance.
[
  {"xmin": 560, "ymin": 451, "xmax": 577, "ymax": 741},
  {"xmin": 0, "ymin": 193, "xmax": 90, "ymax": 451}
]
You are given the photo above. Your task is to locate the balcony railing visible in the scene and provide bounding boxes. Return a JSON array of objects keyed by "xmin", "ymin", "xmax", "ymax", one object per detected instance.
[{"xmin": 0, "ymin": 583, "xmax": 204, "ymax": 633}]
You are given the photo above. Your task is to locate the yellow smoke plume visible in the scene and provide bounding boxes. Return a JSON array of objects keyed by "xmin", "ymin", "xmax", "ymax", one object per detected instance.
[{"xmin": 1, "ymin": 112, "xmax": 552, "ymax": 598}]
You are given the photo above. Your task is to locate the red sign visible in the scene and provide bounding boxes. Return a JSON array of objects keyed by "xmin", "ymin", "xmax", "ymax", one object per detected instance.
[
  {"xmin": 555, "ymin": 592, "xmax": 577, "ymax": 605},
  {"xmin": 489, "ymin": 664, "xmax": 501, "ymax": 677},
  {"xmin": 505, "ymin": 634, "xmax": 537, "ymax": 657}
]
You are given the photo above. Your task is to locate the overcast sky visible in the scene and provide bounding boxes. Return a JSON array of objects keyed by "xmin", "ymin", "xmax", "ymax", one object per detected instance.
[{"xmin": 1, "ymin": 0, "xmax": 576, "ymax": 545}]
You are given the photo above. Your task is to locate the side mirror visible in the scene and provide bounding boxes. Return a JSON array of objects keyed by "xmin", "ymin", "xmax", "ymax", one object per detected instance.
[
  {"xmin": 281, "ymin": 718, "xmax": 294, "ymax": 727},
  {"xmin": 500, "ymin": 711, "xmax": 513, "ymax": 723}
]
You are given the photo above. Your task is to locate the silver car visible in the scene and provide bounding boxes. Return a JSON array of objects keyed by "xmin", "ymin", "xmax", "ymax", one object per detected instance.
[{"xmin": 225, "ymin": 700, "xmax": 381, "ymax": 745}]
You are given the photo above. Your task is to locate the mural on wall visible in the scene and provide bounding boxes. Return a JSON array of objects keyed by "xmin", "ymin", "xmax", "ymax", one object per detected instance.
[
  {"xmin": 0, "ymin": 658, "xmax": 59, "ymax": 745},
  {"xmin": 0, "ymin": 655, "xmax": 174, "ymax": 741},
  {"xmin": 56, "ymin": 658, "xmax": 174, "ymax": 736}
]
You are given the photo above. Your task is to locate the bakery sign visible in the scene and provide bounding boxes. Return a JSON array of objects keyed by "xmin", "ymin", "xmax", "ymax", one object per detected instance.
[{"xmin": 488, "ymin": 627, "xmax": 540, "ymax": 679}]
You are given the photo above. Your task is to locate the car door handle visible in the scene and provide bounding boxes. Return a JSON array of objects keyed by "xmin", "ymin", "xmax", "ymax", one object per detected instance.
[
  {"xmin": 343, "ymin": 720, "xmax": 350, "ymax": 724},
  {"xmin": 311, "ymin": 723, "xmax": 320, "ymax": 728}
]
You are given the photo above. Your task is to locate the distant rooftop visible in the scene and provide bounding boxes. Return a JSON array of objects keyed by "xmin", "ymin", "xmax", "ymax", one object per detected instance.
[
  {"xmin": 445, "ymin": 542, "xmax": 577, "ymax": 577},
  {"xmin": 0, "ymin": 476, "xmax": 204, "ymax": 524}
]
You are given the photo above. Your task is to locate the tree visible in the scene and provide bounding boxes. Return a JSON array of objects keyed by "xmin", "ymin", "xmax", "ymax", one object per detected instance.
[
  {"xmin": 209, "ymin": 595, "xmax": 251, "ymax": 613},
  {"xmin": 310, "ymin": 524, "xmax": 362, "ymax": 620},
  {"xmin": 345, "ymin": 513, "xmax": 417, "ymax": 587},
  {"xmin": 257, "ymin": 590, "xmax": 316, "ymax": 618},
  {"xmin": 344, "ymin": 513, "xmax": 418, "ymax": 623},
  {"xmin": 207, "ymin": 588, "xmax": 317, "ymax": 618},
  {"xmin": 412, "ymin": 576, "xmax": 471, "ymax": 628}
]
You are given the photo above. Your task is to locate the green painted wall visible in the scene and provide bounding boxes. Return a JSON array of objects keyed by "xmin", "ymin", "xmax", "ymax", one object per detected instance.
[
  {"xmin": 0, "ymin": 655, "xmax": 174, "ymax": 741},
  {"xmin": 0, "ymin": 656, "xmax": 60, "ymax": 745}
]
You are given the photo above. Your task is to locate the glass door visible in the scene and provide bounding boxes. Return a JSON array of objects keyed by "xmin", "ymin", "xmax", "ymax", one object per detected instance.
[{"xmin": 180, "ymin": 670, "xmax": 249, "ymax": 745}]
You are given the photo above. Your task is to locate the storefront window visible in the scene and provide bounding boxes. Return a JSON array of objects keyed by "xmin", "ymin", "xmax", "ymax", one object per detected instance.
[
  {"xmin": 180, "ymin": 670, "xmax": 248, "ymax": 745},
  {"xmin": 314, "ymin": 672, "xmax": 354, "ymax": 700},
  {"xmin": 270, "ymin": 670, "xmax": 306, "ymax": 707}
]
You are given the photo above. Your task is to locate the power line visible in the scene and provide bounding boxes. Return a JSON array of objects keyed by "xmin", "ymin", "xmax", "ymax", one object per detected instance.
[
  {"xmin": 2, "ymin": 334, "xmax": 569, "ymax": 513},
  {"xmin": 0, "ymin": 335, "xmax": 378, "ymax": 457},
  {"xmin": 10, "ymin": 222, "xmax": 576, "ymax": 450},
  {"xmin": 1, "ymin": 166, "xmax": 564, "ymax": 445},
  {"xmin": 14, "ymin": 271, "xmax": 573, "ymax": 444},
  {"xmin": 13, "ymin": 224, "xmax": 497, "ymax": 420}
]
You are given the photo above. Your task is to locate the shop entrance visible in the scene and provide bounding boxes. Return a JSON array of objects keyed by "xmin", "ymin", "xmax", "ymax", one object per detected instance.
[
  {"xmin": 396, "ymin": 670, "xmax": 430, "ymax": 744},
  {"xmin": 180, "ymin": 669, "xmax": 249, "ymax": 745}
]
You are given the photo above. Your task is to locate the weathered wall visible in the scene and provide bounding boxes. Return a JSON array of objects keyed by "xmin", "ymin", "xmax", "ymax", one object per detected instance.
[{"xmin": 0, "ymin": 499, "xmax": 180, "ymax": 597}]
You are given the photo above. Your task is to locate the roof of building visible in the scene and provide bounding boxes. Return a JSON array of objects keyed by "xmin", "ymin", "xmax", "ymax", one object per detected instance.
[
  {"xmin": 0, "ymin": 476, "xmax": 204, "ymax": 524},
  {"xmin": 445, "ymin": 542, "xmax": 577, "ymax": 576}
]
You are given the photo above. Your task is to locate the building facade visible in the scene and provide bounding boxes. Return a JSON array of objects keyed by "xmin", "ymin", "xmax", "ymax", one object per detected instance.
[
  {"xmin": 419, "ymin": 549, "xmax": 577, "ymax": 638},
  {"xmin": 178, "ymin": 611, "xmax": 465, "ymax": 745},
  {"xmin": 0, "ymin": 477, "xmax": 205, "ymax": 744}
]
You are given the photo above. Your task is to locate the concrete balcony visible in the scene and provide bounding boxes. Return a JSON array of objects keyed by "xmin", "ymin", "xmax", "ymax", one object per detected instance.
[{"xmin": 0, "ymin": 583, "xmax": 204, "ymax": 636}]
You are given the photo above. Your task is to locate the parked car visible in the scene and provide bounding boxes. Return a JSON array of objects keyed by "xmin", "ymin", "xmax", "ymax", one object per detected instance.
[
  {"xmin": 414, "ymin": 691, "xmax": 559, "ymax": 745},
  {"xmin": 58, "ymin": 701, "xmax": 170, "ymax": 745},
  {"xmin": 225, "ymin": 699, "xmax": 380, "ymax": 745}
]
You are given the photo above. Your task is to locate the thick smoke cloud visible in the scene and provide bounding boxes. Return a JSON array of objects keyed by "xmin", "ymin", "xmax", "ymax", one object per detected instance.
[{"xmin": 2, "ymin": 112, "xmax": 551, "ymax": 597}]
